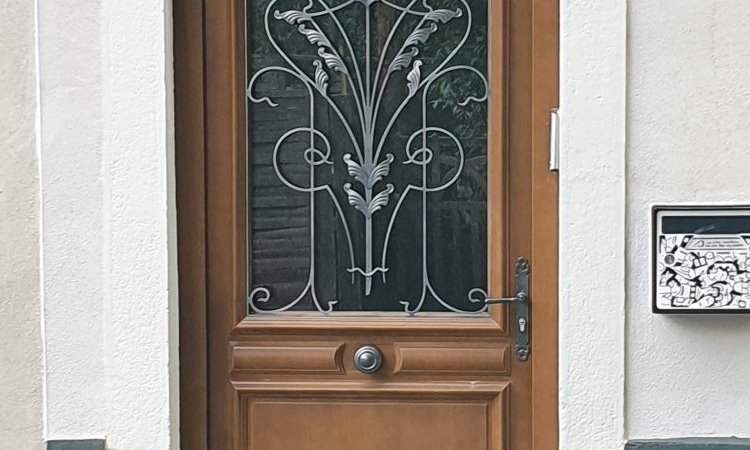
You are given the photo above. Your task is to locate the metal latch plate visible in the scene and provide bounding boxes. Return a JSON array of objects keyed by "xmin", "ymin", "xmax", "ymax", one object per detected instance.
[{"xmin": 484, "ymin": 257, "xmax": 531, "ymax": 362}]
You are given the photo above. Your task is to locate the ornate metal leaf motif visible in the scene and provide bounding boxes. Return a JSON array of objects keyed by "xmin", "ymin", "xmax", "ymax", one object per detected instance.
[
  {"xmin": 298, "ymin": 24, "xmax": 333, "ymax": 47},
  {"xmin": 390, "ymin": 47, "xmax": 420, "ymax": 73},
  {"xmin": 343, "ymin": 154, "xmax": 367, "ymax": 185},
  {"xmin": 404, "ymin": 22, "xmax": 438, "ymax": 48},
  {"xmin": 292, "ymin": 24, "xmax": 347, "ymax": 75},
  {"xmin": 425, "ymin": 8, "xmax": 463, "ymax": 24},
  {"xmin": 273, "ymin": 9, "xmax": 311, "ymax": 25},
  {"xmin": 248, "ymin": 0, "xmax": 490, "ymax": 314},
  {"xmin": 389, "ymin": 9, "xmax": 460, "ymax": 74},
  {"xmin": 407, "ymin": 61, "xmax": 422, "ymax": 96},
  {"xmin": 343, "ymin": 183, "xmax": 394, "ymax": 218},
  {"xmin": 344, "ymin": 183, "xmax": 368, "ymax": 216},
  {"xmin": 369, "ymin": 184, "xmax": 395, "ymax": 215},
  {"xmin": 369, "ymin": 154, "xmax": 394, "ymax": 187},
  {"xmin": 317, "ymin": 48, "xmax": 348, "ymax": 74},
  {"xmin": 313, "ymin": 60, "xmax": 329, "ymax": 93},
  {"xmin": 344, "ymin": 154, "xmax": 394, "ymax": 188}
]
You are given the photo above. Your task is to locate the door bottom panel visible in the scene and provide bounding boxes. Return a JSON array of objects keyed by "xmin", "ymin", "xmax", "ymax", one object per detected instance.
[{"xmin": 238, "ymin": 384, "xmax": 508, "ymax": 450}]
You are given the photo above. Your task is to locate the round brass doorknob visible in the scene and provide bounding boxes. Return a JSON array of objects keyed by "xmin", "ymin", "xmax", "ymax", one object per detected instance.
[{"xmin": 353, "ymin": 345, "xmax": 383, "ymax": 374}]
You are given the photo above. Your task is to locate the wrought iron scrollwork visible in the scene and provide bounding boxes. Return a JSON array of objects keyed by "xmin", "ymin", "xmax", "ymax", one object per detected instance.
[{"xmin": 247, "ymin": 0, "xmax": 489, "ymax": 314}]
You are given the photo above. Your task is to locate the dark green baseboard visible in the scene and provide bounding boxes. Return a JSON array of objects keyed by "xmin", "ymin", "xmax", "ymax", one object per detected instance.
[
  {"xmin": 627, "ymin": 438, "xmax": 750, "ymax": 449},
  {"xmin": 46, "ymin": 440, "xmax": 105, "ymax": 450}
]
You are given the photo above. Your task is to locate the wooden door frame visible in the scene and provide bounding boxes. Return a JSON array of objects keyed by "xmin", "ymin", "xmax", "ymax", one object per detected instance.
[{"xmin": 173, "ymin": 0, "xmax": 559, "ymax": 448}]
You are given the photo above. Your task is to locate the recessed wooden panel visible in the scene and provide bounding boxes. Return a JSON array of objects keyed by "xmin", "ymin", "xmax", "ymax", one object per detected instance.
[
  {"xmin": 250, "ymin": 401, "xmax": 485, "ymax": 450},
  {"xmin": 395, "ymin": 344, "xmax": 510, "ymax": 376},
  {"xmin": 232, "ymin": 344, "xmax": 344, "ymax": 374},
  {"xmin": 239, "ymin": 384, "xmax": 507, "ymax": 450}
]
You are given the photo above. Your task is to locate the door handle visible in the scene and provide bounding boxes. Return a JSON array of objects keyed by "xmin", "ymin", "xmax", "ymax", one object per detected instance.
[
  {"xmin": 484, "ymin": 258, "xmax": 531, "ymax": 362},
  {"xmin": 353, "ymin": 345, "xmax": 383, "ymax": 374}
]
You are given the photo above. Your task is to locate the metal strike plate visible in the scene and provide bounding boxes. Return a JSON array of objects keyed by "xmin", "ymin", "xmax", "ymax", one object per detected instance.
[
  {"xmin": 549, "ymin": 108, "xmax": 560, "ymax": 171},
  {"xmin": 484, "ymin": 258, "xmax": 531, "ymax": 362}
]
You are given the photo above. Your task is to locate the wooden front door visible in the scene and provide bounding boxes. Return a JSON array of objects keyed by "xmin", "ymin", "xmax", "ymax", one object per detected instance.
[{"xmin": 174, "ymin": 0, "xmax": 558, "ymax": 449}]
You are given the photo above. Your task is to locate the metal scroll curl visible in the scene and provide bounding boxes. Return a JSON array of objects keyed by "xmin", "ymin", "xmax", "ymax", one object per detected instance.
[{"xmin": 247, "ymin": 0, "xmax": 489, "ymax": 314}]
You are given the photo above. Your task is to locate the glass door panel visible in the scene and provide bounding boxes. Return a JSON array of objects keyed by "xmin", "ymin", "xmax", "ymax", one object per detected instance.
[{"xmin": 246, "ymin": 0, "xmax": 489, "ymax": 313}]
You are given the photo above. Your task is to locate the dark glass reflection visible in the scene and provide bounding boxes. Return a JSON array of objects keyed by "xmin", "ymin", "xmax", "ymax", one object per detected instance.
[{"xmin": 247, "ymin": 0, "xmax": 488, "ymax": 313}]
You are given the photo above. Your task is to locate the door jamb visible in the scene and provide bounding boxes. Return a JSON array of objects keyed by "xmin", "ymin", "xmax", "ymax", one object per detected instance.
[
  {"xmin": 529, "ymin": 0, "xmax": 560, "ymax": 446},
  {"xmin": 174, "ymin": 0, "xmax": 208, "ymax": 447}
]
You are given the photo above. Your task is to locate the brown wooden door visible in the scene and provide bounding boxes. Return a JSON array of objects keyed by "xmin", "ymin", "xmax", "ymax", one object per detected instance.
[{"xmin": 175, "ymin": 0, "xmax": 558, "ymax": 449}]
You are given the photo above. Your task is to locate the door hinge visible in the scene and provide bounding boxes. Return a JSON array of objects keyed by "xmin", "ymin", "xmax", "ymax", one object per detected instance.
[
  {"xmin": 484, "ymin": 257, "xmax": 531, "ymax": 362},
  {"xmin": 549, "ymin": 108, "xmax": 560, "ymax": 172}
]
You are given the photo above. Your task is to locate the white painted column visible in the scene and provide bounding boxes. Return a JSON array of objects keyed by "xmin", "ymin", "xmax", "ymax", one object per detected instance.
[
  {"xmin": 37, "ymin": 0, "xmax": 178, "ymax": 447},
  {"xmin": 558, "ymin": 0, "xmax": 627, "ymax": 448},
  {"xmin": 99, "ymin": 0, "xmax": 178, "ymax": 447},
  {"xmin": 37, "ymin": 0, "xmax": 107, "ymax": 438}
]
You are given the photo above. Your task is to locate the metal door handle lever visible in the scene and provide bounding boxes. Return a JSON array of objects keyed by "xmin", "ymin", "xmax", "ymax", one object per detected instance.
[{"xmin": 484, "ymin": 291, "xmax": 528, "ymax": 305}]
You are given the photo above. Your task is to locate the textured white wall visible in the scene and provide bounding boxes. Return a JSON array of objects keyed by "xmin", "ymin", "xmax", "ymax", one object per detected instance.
[
  {"xmin": 37, "ymin": 0, "xmax": 107, "ymax": 438},
  {"xmin": 627, "ymin": 0, "xmax": 750, "ymax": 440},
  {"xmin": 558, "ymin": 0, "xmax": 627, "ymax": 448},
  {"xmin": 0, "ymin": 0, "xmax": 44, "ymax": 447},
  {"xmin": 37, "ymin": 0, "xmax": 179, "ymax": 447},
  {"xmin": 100, "ymin": 0, "xmax": 178, "ymax": 448}
]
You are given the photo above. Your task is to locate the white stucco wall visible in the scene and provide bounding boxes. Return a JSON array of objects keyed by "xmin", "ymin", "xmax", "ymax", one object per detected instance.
[
  {"xmin": 558, "ymin": 0, "xmax": 627, "ymax": 448},
  {"xmin": 99, "ymin": 0, "xmax": 178, "ymax": 448},
  {"xmin": 38, "ymin": 0, "xmax": 107, "ymax": 438},
  {"xmin": 36, "ymin": 0, "xmax": 179, "ymax": 448},
  {"xmin": 0, "ymin": 0, "xmax": 44, "ymax": 447},
  {"xmin": 626, "ymin": 0, "xmax": 750, "ymax": 440}
]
